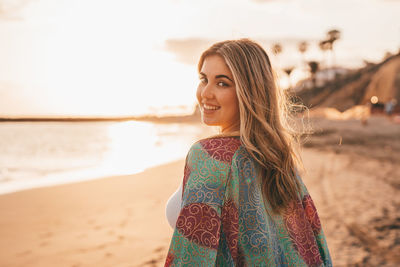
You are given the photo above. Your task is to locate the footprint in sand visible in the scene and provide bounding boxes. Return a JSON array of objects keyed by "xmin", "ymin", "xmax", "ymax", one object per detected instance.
[
  {"xmin": 143, "ymin": 258, "xmax": 158, "ymax": 266},
  {"xmin": 153, "ymin": 246, "xmax": 164, "ymax": 253},
  {"xmin": 39, "ymin": 231, "xmax": 53, "ymax": 239},
  {"xmin": 16, "ymin": 250, "xmax": 32, "ymax": 257},
  {"xmin": 96, "ymin": 244, "xmax": 107, "ymax": 250},
  {"xmin": 38, "ymin": 232, "xmax": 53, "ymax": 247},
  {"xmin": 39, "ymin": 241, "xmax": 49, "ymax": 247}
]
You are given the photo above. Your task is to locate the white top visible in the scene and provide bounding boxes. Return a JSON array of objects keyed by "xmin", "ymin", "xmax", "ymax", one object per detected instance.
[{"xmin": 165, "ymin": 183, "xmax": 182, "ymax": 229}]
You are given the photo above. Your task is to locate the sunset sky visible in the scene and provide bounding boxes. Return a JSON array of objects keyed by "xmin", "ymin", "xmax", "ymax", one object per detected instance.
[{"xmin": 0, "ymin": 0, "xmax": 399, "ymax": 117}]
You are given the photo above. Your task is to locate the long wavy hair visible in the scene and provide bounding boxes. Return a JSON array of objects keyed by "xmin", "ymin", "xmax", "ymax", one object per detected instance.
[{"xmin": 198, "ymin": 38, "xmax": 303, "ymax": 214}]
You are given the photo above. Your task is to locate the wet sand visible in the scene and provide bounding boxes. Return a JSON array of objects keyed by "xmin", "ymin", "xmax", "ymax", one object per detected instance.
[{"xmin": 0, "ymin": 115, "xmax": 399, "ymax": 266}]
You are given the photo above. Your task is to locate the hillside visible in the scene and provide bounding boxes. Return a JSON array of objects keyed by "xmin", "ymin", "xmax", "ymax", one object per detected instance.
[{"xmin": 293, "ymin": 53, "xmax": 400, "ymax": 112}]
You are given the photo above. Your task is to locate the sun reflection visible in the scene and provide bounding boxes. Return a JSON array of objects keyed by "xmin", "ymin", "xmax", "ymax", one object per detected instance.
[{"xmin": 102, "ymin": 121, "xmax": 158, "ymax": 175}]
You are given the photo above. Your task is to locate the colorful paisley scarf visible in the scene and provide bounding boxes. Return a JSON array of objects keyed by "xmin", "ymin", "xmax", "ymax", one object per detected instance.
[{"xmin": 165, "ymin": 136, "xmax": 332, "ymax": 266}]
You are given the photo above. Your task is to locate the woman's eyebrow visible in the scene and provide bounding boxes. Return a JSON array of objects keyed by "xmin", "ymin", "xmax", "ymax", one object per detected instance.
[
  {"xmin": 199, "ymin": 72, "xmax": 233, "ymax": 82},
  {"xmin": 216, "ymin": 75, "xmax": 233, "ymax": 82}
]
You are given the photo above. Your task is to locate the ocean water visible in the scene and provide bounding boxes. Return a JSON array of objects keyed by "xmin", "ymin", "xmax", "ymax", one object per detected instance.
[{"xmin": 0, "ymin": 121, "xmax": 210, "ymax": 195}]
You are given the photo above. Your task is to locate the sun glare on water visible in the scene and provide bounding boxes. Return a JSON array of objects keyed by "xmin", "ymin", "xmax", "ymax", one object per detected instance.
[{"xmin": 103, "ymin": 121, "xmax": 158, "ymax": 174}]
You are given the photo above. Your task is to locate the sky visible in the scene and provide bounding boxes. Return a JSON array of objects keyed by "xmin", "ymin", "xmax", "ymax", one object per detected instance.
[{"xmin": 0, "ymin": 0, "xmax": 399, "ymax": 117}]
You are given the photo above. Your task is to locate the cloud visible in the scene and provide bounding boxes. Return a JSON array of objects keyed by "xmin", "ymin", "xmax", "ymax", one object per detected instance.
[
  {"xmin": 163, "ymin": 38, "xmax": 216, "ymax": 65},
  {"xmin": 163, "ymin": 37, "xmax": 319, "ymax": 65}
]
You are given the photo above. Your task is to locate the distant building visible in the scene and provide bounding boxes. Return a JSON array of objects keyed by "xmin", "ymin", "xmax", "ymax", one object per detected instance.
[{"xmin": 293, "ymin": 67, "xmax": 352, "ymax": 91}]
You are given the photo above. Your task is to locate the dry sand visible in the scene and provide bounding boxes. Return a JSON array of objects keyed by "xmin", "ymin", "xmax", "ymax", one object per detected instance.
[
  {"xmin": 0, "ymin": 160, "xmax": 184, "ymax": 267},
  {"xmin": 0, "ymin": 115, "xmax": 399, "ymax": 267},
  {"xmin": 301, "ymin": 115, "xmax": 400, "ymax": 267}
]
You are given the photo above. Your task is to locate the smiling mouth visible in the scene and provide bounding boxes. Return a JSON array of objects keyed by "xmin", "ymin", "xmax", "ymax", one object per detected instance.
[{"xmin": 203, "ymin": 104, "xmax": 221, "ymax": 111}]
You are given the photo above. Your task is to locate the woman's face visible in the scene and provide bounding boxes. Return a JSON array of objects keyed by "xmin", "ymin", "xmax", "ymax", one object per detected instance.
[{"xmin": 196, "ymin": 54, "xmax": 240, "ymax": 133}]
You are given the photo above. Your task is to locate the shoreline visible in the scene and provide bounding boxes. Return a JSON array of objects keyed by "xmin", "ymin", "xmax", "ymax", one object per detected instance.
[
  {"xmin": 0, "ymin": 119, "xmax": 215, "ymax": 197},
  {"xmin": 0, "ymin": 113, "xmax": 201, "ymax": 124},
  {"xmin": 0, "ymin": 166, "xmax": 146, "ymax": 197}
]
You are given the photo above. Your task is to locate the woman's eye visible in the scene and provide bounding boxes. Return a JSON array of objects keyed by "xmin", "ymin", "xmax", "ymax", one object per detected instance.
[
  {"xmin": 199, "ymin": 77, "xmax": 207, "ymax": 83},
  {"xmin": 217, "ymin": 81, "xmax": 228, "ymax": 87}
]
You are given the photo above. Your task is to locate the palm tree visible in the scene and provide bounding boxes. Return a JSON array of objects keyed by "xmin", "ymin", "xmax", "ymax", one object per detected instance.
[
  {"xmin": 308, "ymin": 61, "xmax": 319, "ymax": 88},
  {"xmin": 326, "ymin": 29, "xmax": 341, "ymax": 68},
  {"xmin": 327, "ymin": 29, "xmax": 341, "ymax": 44},
  {"xmin": 319, "ymin": 40, "xmax": 331, "ymax": 69},
  {"xmin": 272, "ymin": 43, "xmax": 282, "ymax": 56}
]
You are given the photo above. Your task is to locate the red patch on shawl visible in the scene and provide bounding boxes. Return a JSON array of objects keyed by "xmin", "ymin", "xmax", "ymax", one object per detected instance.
[
  {"xmin": 176, "ymin": 203, "xmax": 221, "ymax": 249},
  {"xmin": 164, "ymin": 252, "xmax": 174, "ymax": 267},
  {"xmin": 199, "ymin": 137, "xmax": 241, "ymax": 163},
  {"xmin": 222, "ymin": 198, "xmax": 239, "ymax": 262},
  {"xmin": 285, "ymin": 197, "xmax": 323, "ymax": 266},
  {"xmin": 302, "ymin": 195, "xmax": 322, "ymax": 234}
]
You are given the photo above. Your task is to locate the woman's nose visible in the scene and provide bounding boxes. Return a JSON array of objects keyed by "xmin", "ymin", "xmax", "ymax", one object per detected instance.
[{"xmin": 201, "ymin": 84, "xmax": 214, "ymax": 100}]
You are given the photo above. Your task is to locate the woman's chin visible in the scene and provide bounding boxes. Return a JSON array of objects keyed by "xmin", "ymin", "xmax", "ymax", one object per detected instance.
[{"xmin": 201, "ymin": 118, "xmax": 219, "ymax": 127}]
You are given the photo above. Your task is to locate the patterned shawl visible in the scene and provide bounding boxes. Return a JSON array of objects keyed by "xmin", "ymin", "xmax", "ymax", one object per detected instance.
[{"xmin": 165, "ymin": 136, "xmax": 332, "ymax": 266}]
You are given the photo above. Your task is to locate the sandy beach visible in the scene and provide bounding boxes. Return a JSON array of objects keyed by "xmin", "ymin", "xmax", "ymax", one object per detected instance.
[
  {"xmin": 0, "ymin": 159, "xmax": 184, "ymax": 267},
  {"xmin": 0, "ymin": 115, "xmax": 399, "ymax": 267}
]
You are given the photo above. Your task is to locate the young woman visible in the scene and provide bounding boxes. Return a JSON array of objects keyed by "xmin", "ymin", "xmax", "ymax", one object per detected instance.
[{"xmin": 164, "ymin": 39, "xmax": 332, "ymax": 266}]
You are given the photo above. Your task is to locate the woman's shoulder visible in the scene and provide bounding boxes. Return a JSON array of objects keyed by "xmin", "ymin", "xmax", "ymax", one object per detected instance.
[
  {"xmin": 188, "ymin": 134, "xmax": 243, "ymax": 164},
  {"xmin": 198, "ymin": 133, "xmax": 240, "ymax": 142},
  {"xmin": 193, "ymin": 134, "xmax": 242, "ymax": 150}
]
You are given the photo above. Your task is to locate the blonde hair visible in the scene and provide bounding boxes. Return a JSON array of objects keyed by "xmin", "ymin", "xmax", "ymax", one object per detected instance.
[{"xmin": 198, "ymin": 38, "xmax": 303, "ymax": 213}]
